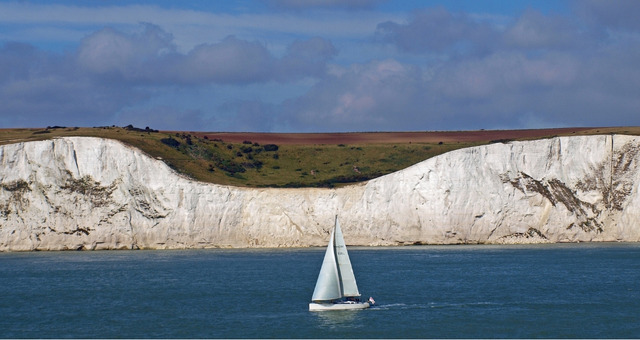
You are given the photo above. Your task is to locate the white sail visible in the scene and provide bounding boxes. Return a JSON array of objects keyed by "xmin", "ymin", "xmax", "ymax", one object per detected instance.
[
  {"xmin": 309, "ymin": 216, "xmax": 371, "ymax": 311},
  {"xmin": 333, "ymin": 217, "xmax": 361, "ymax": 297},
  {"xmin": 311, "ymin": 226, "xmax": 342, "ymax": 302}
]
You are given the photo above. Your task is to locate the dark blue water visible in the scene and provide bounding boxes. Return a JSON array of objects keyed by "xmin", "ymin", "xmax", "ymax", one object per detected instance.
[{"xmin": 1, "ymin": 243, "xmax": 639, "ymax": 338}]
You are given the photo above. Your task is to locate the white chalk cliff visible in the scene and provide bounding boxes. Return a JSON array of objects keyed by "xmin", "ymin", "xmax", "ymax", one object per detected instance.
[{"xmin": 1, "ymin": 135, "xmax": 639, "ymax": 251}]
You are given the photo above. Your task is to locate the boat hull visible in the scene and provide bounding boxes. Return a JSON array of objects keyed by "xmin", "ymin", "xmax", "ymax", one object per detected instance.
[{"xmin": 309, "ymin": 301, "xmax": 370, "ymax": 311}]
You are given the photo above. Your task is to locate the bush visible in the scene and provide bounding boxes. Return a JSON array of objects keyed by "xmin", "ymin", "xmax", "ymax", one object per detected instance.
[
  {"xmin": 490, "ymin": 139, "xmax": 513, "ymax": 144},
  {"xmin": 263, "ymin": 144, "xmax": 279, "ymax": 152},
  {"xmin": 161, "ymin": 137, "xmax": 180, "ymax": 148},
  {"xmin": 216, "ymin": 159, "xmax": 246, "ymax": 174},
  {"xmin": 242, "ymin": 160, "xmax": 263, "ymax": 169},
  {"xmin": 124, "ymin": 124, "xmax": 158, "ymax": 133}
]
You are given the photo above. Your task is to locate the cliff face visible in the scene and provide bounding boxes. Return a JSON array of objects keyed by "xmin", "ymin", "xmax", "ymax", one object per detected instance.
[{"xmin": 1, "ymin": 135, "xmax": 639, "ymax": 251}]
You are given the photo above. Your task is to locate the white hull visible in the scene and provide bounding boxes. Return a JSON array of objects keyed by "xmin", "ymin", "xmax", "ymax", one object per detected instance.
[{"xmin": 309, "ymin": 301, "xmax": 370, "ymax": 311}]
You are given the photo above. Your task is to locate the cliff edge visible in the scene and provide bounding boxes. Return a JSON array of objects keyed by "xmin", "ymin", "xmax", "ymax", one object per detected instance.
[{"xmin": 1, "ymin": 135, "xmax": 639, "ymax": 251}]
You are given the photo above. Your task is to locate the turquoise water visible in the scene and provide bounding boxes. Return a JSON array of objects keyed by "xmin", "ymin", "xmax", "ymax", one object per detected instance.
[{"xmin": 1, "ymin": 243, "xmax": 639, "ymax": 338}]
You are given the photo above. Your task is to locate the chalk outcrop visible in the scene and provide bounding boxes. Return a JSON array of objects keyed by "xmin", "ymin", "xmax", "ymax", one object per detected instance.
[{"xmin": 1, "ymin": 135, "xmax": 639, "ymax": 251}]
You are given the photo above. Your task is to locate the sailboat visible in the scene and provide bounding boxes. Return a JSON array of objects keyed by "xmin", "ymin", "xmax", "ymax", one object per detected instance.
[{"xmin": 309, "ymin": 216, "xmax": 373, "ymax": 311}]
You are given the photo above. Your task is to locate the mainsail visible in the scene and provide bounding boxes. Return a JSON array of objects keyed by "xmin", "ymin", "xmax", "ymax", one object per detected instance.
[
  {"xmin": 311, "ymin": 216, "xmax": 361, "ymax": 302},
  {"xmin": 334, "ymin": 218, "xmax": 360, "ymax": 297}
]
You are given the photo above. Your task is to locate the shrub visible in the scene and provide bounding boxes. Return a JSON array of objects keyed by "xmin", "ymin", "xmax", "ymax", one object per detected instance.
[
  {"xmin": 263, "ymin": 144, "xmax": 279, "ymax": 152},
  {"xmin": 490, "ymin": 139, "xmax": 513, "ymax": 144},
  {"xmin": 216, "ymin": 159, "xmax": 246, "ymax": 174},
  {"xmin": 242, "ymin": 160, "xmax": 263, "ymax": 169},
  {"xmin": 124, "ymin": 124, "xmax": 157, "ymax": 132},
  {"xmin": 161, "ymin": 137, "xmax": 180, "ymax": 148}
]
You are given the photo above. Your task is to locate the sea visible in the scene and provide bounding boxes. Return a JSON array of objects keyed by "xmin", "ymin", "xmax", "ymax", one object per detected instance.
[{"xmin": 1, "ymin": 243, "xmax": 639, "ymax": 339}]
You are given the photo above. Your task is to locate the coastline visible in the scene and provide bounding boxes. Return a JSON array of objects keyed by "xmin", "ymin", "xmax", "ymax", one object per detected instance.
[{"xmin": 1, "ymin": 134, "xmax": 640, "ymax": 251}]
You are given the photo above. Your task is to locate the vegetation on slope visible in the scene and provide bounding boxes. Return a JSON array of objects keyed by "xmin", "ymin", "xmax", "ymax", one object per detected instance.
[{"xmin": 1, "ymin": 125, "xmax": 638, "ymax": 188}]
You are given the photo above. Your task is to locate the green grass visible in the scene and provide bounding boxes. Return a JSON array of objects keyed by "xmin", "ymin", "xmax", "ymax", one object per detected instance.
[{"xmin": 2, "ymin": 125, "xmax": 639, "ymax": 188}]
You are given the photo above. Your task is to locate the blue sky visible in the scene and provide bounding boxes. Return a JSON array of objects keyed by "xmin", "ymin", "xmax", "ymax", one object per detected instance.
[{"xmin": 1, "ymin": 0, "xmax": 639, "ymax": 132}]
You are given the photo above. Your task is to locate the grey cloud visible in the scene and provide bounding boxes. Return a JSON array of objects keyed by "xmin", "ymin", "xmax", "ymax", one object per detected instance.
[
  {"xmin": 3, "ymin": 4, "xmax": 639, "ymax": 133},
  {"xmin": 178, "ymin": 35, "xmax": 337, "ymax": 84},
  {"xmin": 116, "ymin": 106, "xmax": 212, "ymax": 131},
  {"xmin": 376, "ymin": 7, "xmax": 597, "ymax": 55},
  {"xmin": 0, "ymin": 23, "xmax": 338, "ymax": 129},
  {"xmin": 0, "ymin": 42, "xmax": 44, "ymax": 79},
  {"xmin": 0, "ymin": 41, "xmax": 144, "ymax": 127},
  {"xmin": 575, "ymin": 0, "xmax": 640, "ymax": 31},
  {"xmin": 177, "ymin": 36, "xmax": 275, "ymax": 84},
  {"xmin": 430, "ymin": 52, "xmax": 580, "ymax": 100},
  {"xmin": 503, "ymin": 9, "xmax": 588, "ymax": 50},
  {"xmin": 1, "ymin": 21, "xmax": 341, "ymax": 130},
  {"xmin": 77, "ymin": 25, "xmax": 336, "ymax": 85},
  {"xmin": 276, "ymin": 7, "xmax": 640, "ymax": 132},
  {"xmin": 77, "ymin": 24, "xmax": 176, "ymax": 82},
  {"xmin": 376, "ymin": 7, "xmax": 496, "ymax": 54},
  {"xmin": 280, "ymin": 60, "xmax": 429, "ymax": 132},
  {"xmin": 277, "ymin": 37, "xmax": 338, "ymax": 80},
  {"xmin": 266, "ymin": 0, "xmax": 385, "ymax": 11},
  {"xmin": 218, "ymin": 100, "xmax": 278, "ymax": 132}
]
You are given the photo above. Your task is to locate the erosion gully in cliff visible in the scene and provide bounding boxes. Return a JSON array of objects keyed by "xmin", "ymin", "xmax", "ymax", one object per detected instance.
[{"xmin": 0, "ymin": 135, "xmax": 639, "ymax": 251}]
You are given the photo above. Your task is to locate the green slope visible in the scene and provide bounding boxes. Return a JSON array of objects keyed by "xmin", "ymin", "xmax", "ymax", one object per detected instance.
[{"xmin": 1, "ymin": 125, "xmax": 638, "ymax": 188}]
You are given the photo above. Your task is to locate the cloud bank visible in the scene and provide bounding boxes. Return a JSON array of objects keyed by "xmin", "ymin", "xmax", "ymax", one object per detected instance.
[{"xmin": 0, "ymin": 1, "xmax": 639, "ymax": 131}]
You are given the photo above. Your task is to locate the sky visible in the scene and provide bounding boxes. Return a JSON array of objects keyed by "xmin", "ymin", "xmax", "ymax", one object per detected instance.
[{"xmin": 1, "ymin": 0, "xmax": 639, "ymax": 132}]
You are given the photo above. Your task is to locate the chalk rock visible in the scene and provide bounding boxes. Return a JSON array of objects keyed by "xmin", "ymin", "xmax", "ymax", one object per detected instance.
[{"xmin": 1, "ymin": 135, "xmax": 639, "ymax": 251}]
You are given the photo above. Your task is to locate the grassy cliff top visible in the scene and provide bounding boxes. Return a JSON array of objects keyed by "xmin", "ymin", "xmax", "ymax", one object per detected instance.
[{"xmin": 1, "ymin": 126, "xmax": 638, "ymax": 188}]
